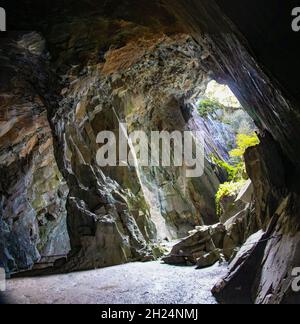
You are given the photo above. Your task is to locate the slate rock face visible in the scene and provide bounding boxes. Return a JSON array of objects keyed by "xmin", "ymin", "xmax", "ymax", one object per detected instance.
[
  {"xmin": 213, "ymin": 136, "xmax": 300, "ymax": 304},
  {"xmin": 0, "ymin": 28, "xmax": 227, "ymax": 273},
  {"xmin": 212, "ymin": 230, "xmax": 266, "ymax": 304},
  {"xmin": 47, "ymin": 32, "xmax": 225, "ymax": 271},
  {"xmin": 0, "ymin": 33, "xmax": 70, "ymax": 273}
]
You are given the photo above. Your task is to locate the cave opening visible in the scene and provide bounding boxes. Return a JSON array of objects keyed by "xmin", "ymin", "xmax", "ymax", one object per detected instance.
[
  {"xmin": 192, "ymin": 78, "xmax": 259, "ymax": 233},
  {"xmin": 1, "ymin": 28, "xmax": 259, "ymax": 287},
  {"xmin": 1, "ymin": 24, "xmax": 263, "ymax": 303},
  {"xmin": 2, "ymin": 0, "xmax": 300, "ymax": 305}
]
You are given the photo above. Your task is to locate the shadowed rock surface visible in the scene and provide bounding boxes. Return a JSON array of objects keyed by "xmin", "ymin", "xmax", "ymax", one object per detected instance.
[{"xmin": 0, "ymin": 33, "xmax": 70, "ymax": 273}]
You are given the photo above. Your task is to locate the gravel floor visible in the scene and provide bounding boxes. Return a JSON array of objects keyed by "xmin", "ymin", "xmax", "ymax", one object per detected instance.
[{"xmin": 4, "ymin": 261, "xmax": 228, "ymax": 304}]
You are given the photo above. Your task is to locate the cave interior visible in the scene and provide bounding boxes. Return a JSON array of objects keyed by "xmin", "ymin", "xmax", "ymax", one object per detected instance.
[{"xmin": 1, "ymin": 0, "xmax": 300, "ymax": 304}]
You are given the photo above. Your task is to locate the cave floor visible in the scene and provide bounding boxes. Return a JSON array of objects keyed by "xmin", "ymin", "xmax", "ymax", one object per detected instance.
[{"xmin": 4, "ymin": 261, "xmax": 228, "ymax": 304}]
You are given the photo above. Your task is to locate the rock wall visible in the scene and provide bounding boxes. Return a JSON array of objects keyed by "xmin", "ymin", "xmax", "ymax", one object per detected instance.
[
  {"xmin": 47, "ymin": 30, "xmax": 225, "ymax": 271},
  {"xmin": 213, "ymin": 133, "xmax": 300, "ymax": 304},
  {"xmin": 0, "ymin": 33, "xmax": 70, "ymax": 273},
  {"xmin": 2, "ymin": 2, "xmax": 248, "ymax": 272},
  {"xmin": 0, "ymin": 23, "xmax": 227, "ymax": 273}
]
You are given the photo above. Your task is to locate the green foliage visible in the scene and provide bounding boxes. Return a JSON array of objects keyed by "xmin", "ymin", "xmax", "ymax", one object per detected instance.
[
  {"xmin": 197, "ymin": 99, "xmax": 224, "ymax": 118},
  {"xmin": 215, "ymin": 180, "xmax": 247, "ymax": 216},
  {"xmin": 229, "ymin": 133, "xmax": 260, "ymax": 159},
  {"xmin": 214, "ymin": 132, "xmax": 260, "ymax": 216},
  {"xmin": 211, "ymin": 156, "xmax": 236, "ymax": 181},
  {"xmin": 212, "ymin": 156, "xmax": 246, "ymax": 182}
]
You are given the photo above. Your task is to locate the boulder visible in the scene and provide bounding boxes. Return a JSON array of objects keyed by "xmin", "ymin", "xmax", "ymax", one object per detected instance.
[
  {"xmin": 235, "ymin": 179, "xmax": 253, "ymax": 204},
  {"xmin": 163, "ymin": 223, "xmax": 226, "ymax": 266},
  {"xmin": 196, "ymin": 249, "xmax": 221, "ymax": 269},
  {"xmin": 219, "ymin": 194, "xmax": 247, "ymax": 224},
  {"xmin": 223, "ymin": 206, "xmax": 252, "ymax": 260},
  {"xmin": 212, "ymin": 230, "xmax": 265, "ymax": 303},
  {"xmin": 220, "ymin": 180, "xmax": 258, "ymax": 260}
]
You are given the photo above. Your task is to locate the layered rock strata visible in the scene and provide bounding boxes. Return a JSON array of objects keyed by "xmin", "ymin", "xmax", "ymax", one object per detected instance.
[{"xmin": 0, "ymin": 33, "xmax": 70, "ymax": 273}]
